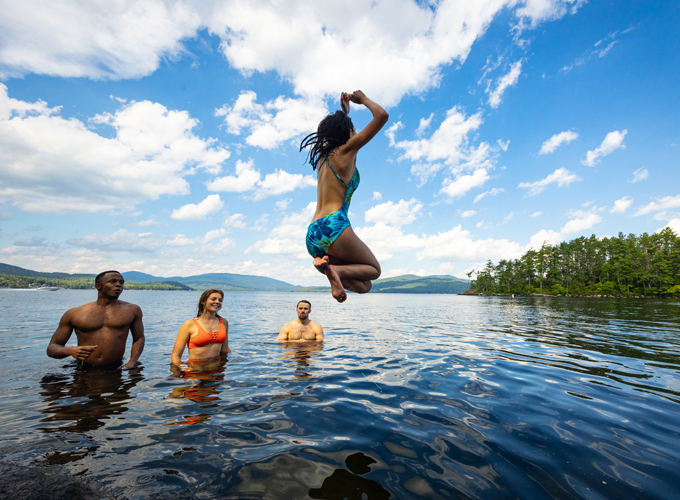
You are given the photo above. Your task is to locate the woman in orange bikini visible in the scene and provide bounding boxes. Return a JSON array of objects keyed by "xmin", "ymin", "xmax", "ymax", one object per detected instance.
[{"xmin": 171, "ymin": 289, "xmax": 230, "ymax": 365}]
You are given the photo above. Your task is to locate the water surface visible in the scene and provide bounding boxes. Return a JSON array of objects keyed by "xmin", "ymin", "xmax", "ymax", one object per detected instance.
[{"xmin": 0, "ymin": 290, "xmax": 679, "ymax": 499}]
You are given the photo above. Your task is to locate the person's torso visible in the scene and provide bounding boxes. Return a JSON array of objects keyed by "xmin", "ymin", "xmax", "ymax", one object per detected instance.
[
  {"xmin": 312, "ymin": 153, "xmax": 360, "ymax": 222},
  {"xmin": 72, "ymin": 302, "xmax": 136, "ymax": 364},
  {"xmin": 188, "ymin": 317, "xmax": 226, "ymax": 356},
  {"xmin": 286, "ymin": 321, "xmax": 319, "ymax": 341}
]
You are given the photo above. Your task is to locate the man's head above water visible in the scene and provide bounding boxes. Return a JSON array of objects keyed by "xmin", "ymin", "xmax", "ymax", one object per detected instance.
[
  {"xmin": 94, "ymin": 270, "xmax": 124, "ymax": 298},
  {"xmin": 297, "ymin": 300, "xmax": 311, "ymax": 320}
]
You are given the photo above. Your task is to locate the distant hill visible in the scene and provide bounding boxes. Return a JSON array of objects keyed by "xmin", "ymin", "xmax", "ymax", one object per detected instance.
[
  {"xmin": 295, "ymin": 274, "xmax": 469, "ymax": 294},
  {"xmin": 1, "ymin": 263, "xmax": 469, "ymax": 294},
  {"xmin": 0, "ymin": 263, "xmax": 191, "ymax": 290},
  {"xmin": 371, "ymin": 274, "xmax": 469, "ymax": 294},
  {"xmin": 123, "ymin": 271, "xmax": 302, "ymax": 292},
  {"xmin": 0, "ymin": 262, "xmax": 94, "ymax": 280}
]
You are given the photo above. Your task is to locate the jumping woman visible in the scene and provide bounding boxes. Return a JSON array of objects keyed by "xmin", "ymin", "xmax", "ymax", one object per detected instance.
[{"xmin": 300, "ymin": 90, "xmax": 388, "ymax": 302}]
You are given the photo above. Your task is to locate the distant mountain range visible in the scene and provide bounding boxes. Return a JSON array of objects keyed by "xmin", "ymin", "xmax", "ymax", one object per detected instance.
[
  {"xmin": 123, "ymin": 270, "xmax": 304, "ymax": 292},
  {"xmin": 1, "ymin": 262, "xmax": 469, "ymax": 294}
]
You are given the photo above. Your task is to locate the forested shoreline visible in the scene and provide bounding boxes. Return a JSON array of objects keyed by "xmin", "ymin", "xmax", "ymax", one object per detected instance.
[
  {"xmin": 466, "ymin": 228, "xmax": 680, "ymax": 298},
  {"xmin": 0, "ymin": 274, "xmax": 192, "ymax": 291}
]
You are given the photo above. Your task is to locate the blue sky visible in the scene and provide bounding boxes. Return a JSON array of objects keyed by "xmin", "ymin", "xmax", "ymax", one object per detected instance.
[{"xmin": 0, "ymin": 0, "xmax": 678, "ymax": 286}]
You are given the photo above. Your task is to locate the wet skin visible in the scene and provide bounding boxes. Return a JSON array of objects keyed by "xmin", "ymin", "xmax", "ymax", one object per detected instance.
[
  {"xmin": 46, "ymin": 272, "xmax": 145, "ymax": 368},
  {"xmin": 171, "ymin": 292, "xmax": 230, "ymax": 365},
  {"xmin": 277, "ymin": 302, "xmax": 324, "ymax": 342}
]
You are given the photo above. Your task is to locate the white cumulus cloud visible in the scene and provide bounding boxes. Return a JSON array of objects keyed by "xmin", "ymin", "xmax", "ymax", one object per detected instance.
[
  {"xmin": 166, "ymin": 234, "xmax": 200, "ymax": 247},
  {"xmin": 0, "ymin": 85, "xmax": 230, "ymax": 214},
  {"xmin": 630, "ymin": 167, "xmax": 648, "ymax": 183},
  {"xmin": 207, "ymin": 1, "xmax": 575, "ymax": 106},
  {"xmin": 67, "ymin": 229, "xmax": 163, "ymax": 252},
  {"xmin": 0, "ymin": 0, "xmax": 201, "ymax": 80},
  {"xmin": 518, "ymin": 168, "xmax": 582, "ymax": 196},
  {"xmin": 515, "ymin": 0, "xmax": 585, "ymax": 27},
  {"xmin": 1, "ymin": 1, "xmax": 580, "ymax": 105},
  {"xmin": 610, "ymin": 196, "xmax": 633, "ymax": 214},
  {"xmin": 365, "ymin": 198, "xmax": 423, "ymax": 227},
  {"xmin": 634, "ymin": 195, "xmax": 680, "ymax": 217},
  {"xmin": 417, "ymin": 225, "xmax": 525, "ymax": 262},
  {"xmin": 354, "ymin": 223, "xmax": 423, "ymax": 261},
  {"xmin": 582, "ymin": 129, "xmax": 627, "ymax": 166},
  {"xmin": 657, "ymin": 219, "xmax": 680, "ymax": 235},
  {"xmin": 207, "ymin": 159, "xmax": 315, "ymax": 200},
  {"xmin": 215, "ymin": 91, "xmax": 327, "ymax": 149},
  {"xmin": 461, "ymin": 210, "xmax": 477, "ymax": 218},
  {"xmin": 255, "ymin": 169, "xmax": 316, "ymax": 200},
  {"xmin": 171, "ymin": 194, "xmax": 224, "ymax": 221},
  {"xmin": 474, "ymin": 187, "xmax": 504, "ymax": 203},
  {"xmin": 206, "ymin": 159, "xmax": 261, "ymax": 193},
  {"xmin": 529, "ymin": 209, "xmax": 602, "ymax": 248},
  {"xmin": 246, "ymin": 202, "xmax": 316, "ymax": 259},
  {"xmin": 388, "ymin": 106, "xmax": 500, "ymax": 198},
  {"xmin": 441, "ymin": 169, "xmax": 491, "ymax": 199},
  {"xmin": 487, "ymin": 60, "xmax": 522, "ymax": 108},
  {"xmin": 539, "ymin": 130, "xmax": 578, "ymax": 155},
  {"xmin": 223, "ymin": 213, "xmax": 247, "ymax": 229}
]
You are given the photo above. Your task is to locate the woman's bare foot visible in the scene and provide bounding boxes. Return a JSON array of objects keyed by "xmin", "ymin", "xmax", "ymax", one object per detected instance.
[
  {"xmin": 313, "ymin": 256, "xmax": 329, "ymax": 274},
  {"xmin": 325, "ymin": 264, "xmax": 347, "ymax": 302}
]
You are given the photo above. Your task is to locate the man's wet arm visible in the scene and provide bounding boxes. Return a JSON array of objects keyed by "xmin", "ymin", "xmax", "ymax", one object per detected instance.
[
  {"xmin": 46, "ymin": 313, "xmax": 75, "ymax": 358},
  {"xmin": 276, "ymin": 327, "xmax": 289, "ymax": 341},
  {"xmin": 127, "ymin": 310, "xmax": 145, "ymax": 363}
]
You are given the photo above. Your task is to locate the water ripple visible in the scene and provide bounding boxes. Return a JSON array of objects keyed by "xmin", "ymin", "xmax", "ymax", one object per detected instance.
[{"xmin": 0, "ymin": 291, "xmax": 679, "ymax": 499}]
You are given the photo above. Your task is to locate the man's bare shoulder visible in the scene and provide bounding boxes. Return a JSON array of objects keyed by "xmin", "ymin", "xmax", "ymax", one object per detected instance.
[
  {"xmin": 310, "ymin": 320, "xmax": 323, "ymax": 332},
  {"xmin": 114, "ymin": 299, "xmax": 138, "ymax": 308},
  {"xmin": 115, "ymin": 300, "xmax": 142, "ymax": 313},
  {"xmin": 281, "ymin": 320, "xmax": 296, "ymax": 331},
  {"xmin": 65, "ymin": 301, "xmax": 98, "ymax": 316}
]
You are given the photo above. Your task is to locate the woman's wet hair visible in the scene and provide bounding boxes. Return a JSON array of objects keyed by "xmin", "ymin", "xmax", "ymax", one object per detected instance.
[
  {"xmin": 300, "ymin": 110, "xmax": 355, "ymax": 169},
  {"xmin": 197, "ymin": 289, "xmax": 224, "ymax": 317}
]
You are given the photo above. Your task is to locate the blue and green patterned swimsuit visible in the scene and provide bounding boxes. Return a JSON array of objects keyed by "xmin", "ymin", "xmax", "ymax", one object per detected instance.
[{"xmin": 306, "ymin": 157, "xmax": 360, "ymax": 258}]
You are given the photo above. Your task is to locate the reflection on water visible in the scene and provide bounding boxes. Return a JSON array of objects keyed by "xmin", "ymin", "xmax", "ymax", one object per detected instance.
[
  {"xmin": 0, "ymin": 291, "xmax": 679, "ymax": 499},
  {"xmin": 39, "ymin": 363, "xmax": 143, "ymax": 434},
  {"xmin": 309, "ymin": 452, "xmax": 391, "ymax": 500},
  {"xmin": 37, "ymin": 362, "xmax": 143, "ymax": 465},
  {"xmin": 278, "ymin": 342, "xmax": 323, "ymax": 379},
  {"xmin": 166, "ymin": 357, "xmax": 227, "ymax": 425}
]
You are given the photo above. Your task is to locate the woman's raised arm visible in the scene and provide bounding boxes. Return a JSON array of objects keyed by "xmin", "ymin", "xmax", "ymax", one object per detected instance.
[{"xmin": 342, "ymin": 90, "xmax": 388, "ymax": 153}]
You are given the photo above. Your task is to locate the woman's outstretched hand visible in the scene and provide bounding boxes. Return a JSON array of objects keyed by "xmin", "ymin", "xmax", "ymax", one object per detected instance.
[{"xmin": 341, "ymin": 92, "xmax": 350, "ymax": 114}]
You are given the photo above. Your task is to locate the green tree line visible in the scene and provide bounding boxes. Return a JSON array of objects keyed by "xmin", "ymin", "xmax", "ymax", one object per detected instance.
[
  {"xmin": 468, "ymin": 228, "xmax": 680, "ymax": 297},
  {"xmin": 0, "ymin": 274, "xmax": 191, "ymax": 291}
]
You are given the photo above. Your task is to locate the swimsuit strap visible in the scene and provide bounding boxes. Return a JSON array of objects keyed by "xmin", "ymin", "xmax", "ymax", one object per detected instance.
[
  {"xmin": 191, "ymin": 318, "xmax": 204, "ymax": 334},
  {"xmin": 324, "ymin": 157, "xmax": 350, "ymax": 189},
  {"xmin": 192, "ymin": 317, "xmax": 221, "ymax": 334}
]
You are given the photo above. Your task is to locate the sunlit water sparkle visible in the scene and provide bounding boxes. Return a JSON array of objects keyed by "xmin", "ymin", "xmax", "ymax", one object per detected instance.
[{"xmin": 0, "ymin": 290, "xmax": 679, "ymax": 499}]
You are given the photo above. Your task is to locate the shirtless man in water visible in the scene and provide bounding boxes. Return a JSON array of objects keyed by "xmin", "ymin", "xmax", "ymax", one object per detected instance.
[
  {"xmin": 47, "ymin": 270, "xmax": 145, "ymax": 368},
  {"xmin": 277, "ymin": 300, "xmax": 324, "ymax": 342}
]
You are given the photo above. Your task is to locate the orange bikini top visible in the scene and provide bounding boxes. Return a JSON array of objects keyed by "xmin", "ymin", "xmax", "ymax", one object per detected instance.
[{"xmin": 188, "ymin": 317, "xmax": 226, "ymax": 349}]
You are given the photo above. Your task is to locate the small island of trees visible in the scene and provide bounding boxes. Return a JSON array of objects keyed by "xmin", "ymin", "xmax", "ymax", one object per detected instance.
[{"xmin": 466, "ymin": 228, "xmax": 680, "ymax": 298}]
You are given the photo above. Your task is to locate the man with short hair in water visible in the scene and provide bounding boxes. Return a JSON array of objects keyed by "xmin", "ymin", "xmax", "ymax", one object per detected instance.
[
  {"xmin": 277, "ymin": 300, "xmax": 324, "ymax": 342},
  {"xmin": 47, "ymin": 270, "xmax": 145, "ymax": 368}
]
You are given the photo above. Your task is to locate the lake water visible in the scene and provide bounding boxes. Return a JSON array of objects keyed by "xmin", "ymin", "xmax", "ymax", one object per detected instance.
[{"xmin": 0, "ymin": 290, "xmax": 679, "ymax": 499}]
